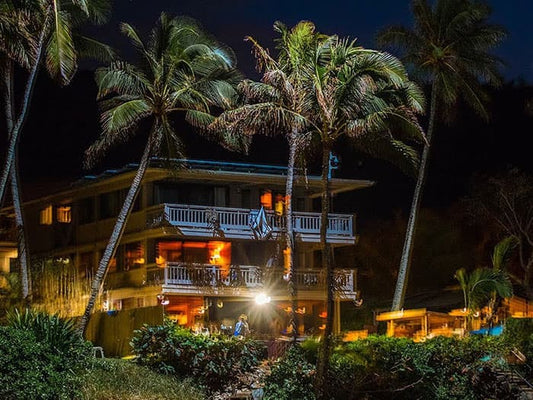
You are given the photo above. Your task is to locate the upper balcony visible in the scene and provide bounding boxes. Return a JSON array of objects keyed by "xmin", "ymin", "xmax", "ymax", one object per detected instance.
[
  {"xmin": 162, "ymin": 262, "xmax": 358, "ymax": 300},
  {"xmin": 146, "ymin": 203, "xmax": 355, "ymax": 244}
]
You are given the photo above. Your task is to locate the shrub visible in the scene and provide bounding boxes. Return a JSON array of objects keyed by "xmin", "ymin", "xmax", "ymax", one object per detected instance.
[
  {"xmin": 0, "ymin": 309, "xmax": 91, "ymax": 400},
  {"xmin": 327, "ymin": 335, "xmax": 514, "ymax": 400},
  {"xmin": 81, "ymin": 358, "xmax": 204, "ymax": 400},
  {"xmin": 263, "ymin": 346, "xmax": 316, "ymax": 400},
  {"xmin": 130, "ymin": 322, "xmax": 266, "ymax": 392}
]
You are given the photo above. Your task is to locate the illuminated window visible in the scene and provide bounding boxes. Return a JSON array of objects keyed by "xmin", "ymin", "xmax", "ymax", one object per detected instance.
[
  {"xmin": 260, "ymin": 190, "xmax": 272, "ymax": 209},
  {"xmin": 39, "ymin": 205, "xmax": 53, "ymax": 225},
  {"xmin": 124, "ymin": 242, "xmax": 144, "ymax": 270},
  {"xmin": 57, "ymin": 206, "xmax": 71, "ymax": 223}
]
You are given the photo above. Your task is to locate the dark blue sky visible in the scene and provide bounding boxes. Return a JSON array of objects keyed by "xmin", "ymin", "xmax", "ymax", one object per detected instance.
[{"xmin": 93, "ymin": 0, "xmax": 532, "ymax": 82}]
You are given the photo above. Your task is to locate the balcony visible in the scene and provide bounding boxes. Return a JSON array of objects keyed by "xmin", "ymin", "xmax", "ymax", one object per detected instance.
[
  {"xmin": 162, "ymin": 262, "xmax": 357, "ymax": 300},
  {"xmin": 147, "ymin": 203, "xmax": 355, "ymax": 243}
]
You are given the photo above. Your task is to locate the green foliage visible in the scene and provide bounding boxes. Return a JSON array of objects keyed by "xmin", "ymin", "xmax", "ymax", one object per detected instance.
[
  {"xmin": 130, "ymin": 322, "xmax": 266, "ymax": 393},
  {"xmin": 263, "ymin": 346, "xmax": 316, "ymax": 400},
  {"xmin": 0, "ymin": 310, "xmax": 91, "ymax": 400},
  {"xmin": 325, "ymin": 335, "xmax": 514, "ymax": 400},
  {"xmin": 81, "ymin": 358, "xmax": 203, "ymax": 400}
]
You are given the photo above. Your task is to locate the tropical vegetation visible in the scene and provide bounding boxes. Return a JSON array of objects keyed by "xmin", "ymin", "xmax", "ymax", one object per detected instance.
[
  {"xmin": 0, "ymin": 0, "xmax": 114, "ymax": 302},
  {"xmin": 77, "ymin": 13, "xmax": 241, "ymax": 334},
  {"xmin": 377, "ymin": 0, "xmax": 507, "ymax": 311}
]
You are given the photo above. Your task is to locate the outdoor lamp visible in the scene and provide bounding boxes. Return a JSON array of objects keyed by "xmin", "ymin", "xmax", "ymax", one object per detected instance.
[{"xmin": 255, "ymin": 293, "xmax": 271, "ymax": 305}]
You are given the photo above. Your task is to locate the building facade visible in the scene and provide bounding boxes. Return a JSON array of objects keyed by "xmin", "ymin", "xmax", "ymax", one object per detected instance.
[{"xmin": 0, "ymin": 159, "xmax": 373, "ymax": 336}]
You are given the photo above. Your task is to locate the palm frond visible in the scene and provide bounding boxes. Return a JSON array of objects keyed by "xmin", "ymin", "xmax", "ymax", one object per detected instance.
[{"xmin": 46, "ymin": 6, "xmax": 77, "ymax": 85}]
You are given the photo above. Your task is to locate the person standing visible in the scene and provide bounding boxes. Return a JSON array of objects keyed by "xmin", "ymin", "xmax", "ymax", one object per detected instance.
[{"xmin": 234, "ymin": 314, "xmax": 249, "ymax": 337}]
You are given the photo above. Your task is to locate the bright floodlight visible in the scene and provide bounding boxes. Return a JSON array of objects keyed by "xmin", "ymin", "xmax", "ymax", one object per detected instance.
[{"xmin": 255, "ymin": 293, "xmax": 271, "ymax": 305}]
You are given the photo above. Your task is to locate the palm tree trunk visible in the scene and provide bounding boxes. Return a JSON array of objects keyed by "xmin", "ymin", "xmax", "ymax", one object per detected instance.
[
  {"xmin": 3, "ymin": 59, "xmax": 31, "ymax": 303},
  {"xmin": 0, "ymin": 12, "xmax": 50, "ymax": 207},
  {"xmin": 77, "ymin": 139, "xmax": 153, "ymax": 336},
  {"xmin": 391, "ymin": 82, "xmax": 438, "ymax": 311},
  {"xmin": 286, "ymin": 129, "xmax": 298, "ymax": 343},
  {"xmin": 316, "ymin": 142, "xmax": 333, "ymax": 398}
]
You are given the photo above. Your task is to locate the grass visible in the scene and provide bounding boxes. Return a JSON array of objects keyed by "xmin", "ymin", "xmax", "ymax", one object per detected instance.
[{"xmin": 81, "ymin": 359, "xmax": 205, "ymax": 400}]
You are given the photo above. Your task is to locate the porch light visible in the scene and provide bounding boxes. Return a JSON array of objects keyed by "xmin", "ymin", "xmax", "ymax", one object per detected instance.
[{"xmin": 255, "ymin": 293, "xmax": 271, "ymax": 305}]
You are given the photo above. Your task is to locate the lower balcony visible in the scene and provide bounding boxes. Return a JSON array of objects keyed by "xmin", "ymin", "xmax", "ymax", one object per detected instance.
[{"xmin": 161, "ymin": 262, "xmax": 357, "ymax": 300}]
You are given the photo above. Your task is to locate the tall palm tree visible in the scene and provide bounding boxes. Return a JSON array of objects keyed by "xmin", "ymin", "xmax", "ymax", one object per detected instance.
[
  {"xmin": 377, "ymin": 0, "xmax": 506, "ymax": 311},
  {"xmin": 77, "ymin": 14, "xmax": 241, "ymax": 335},
  {"xmin": 1, "ymin": 1, "xmax": 35, "ymax": 302},
  {"xmin": 306, "ymin": 37, "xmax": 425, "ymax": 397},
  {"xmin": 212, "ymin": 21, "xmax": 323, "ymax": 343},
  {"xmin": 0, "ymin": 0, "xmax": 113, "ymax": 208},
  {"xmin": 0, "ymin": 0, "xmax": 112, "ymax": 301}
]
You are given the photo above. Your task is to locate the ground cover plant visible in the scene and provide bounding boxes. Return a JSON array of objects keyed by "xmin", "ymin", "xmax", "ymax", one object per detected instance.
[
  {"xmin": 131, "ymin": 321, "xmax": 266, "ymax": 393},
  {"xmin": 0, "ymin": 310, "xmax": 91, "ymax": 400},
  {"xmin": 81, "ymin": 358, "xmax": 204, "ymax": 400}
]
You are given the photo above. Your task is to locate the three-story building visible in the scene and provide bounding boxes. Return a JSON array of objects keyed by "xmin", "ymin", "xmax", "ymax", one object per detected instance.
[{"xmin": 0, "ymin": 159, "xmax": 373, "ymax": 336}]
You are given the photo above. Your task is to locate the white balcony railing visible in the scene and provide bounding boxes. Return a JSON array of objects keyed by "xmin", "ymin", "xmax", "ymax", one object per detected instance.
[
  {"xmin": 147, "ymin": 203, "xmax": 354, "ymax": 240},
  {"xmin": 163, "ymin": 262, "xmax": 356, "ymax": 295}
]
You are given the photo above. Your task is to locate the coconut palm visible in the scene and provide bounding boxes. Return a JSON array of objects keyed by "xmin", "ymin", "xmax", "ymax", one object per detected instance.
[
  {"xmin": 377, "ymin": 0, "xmax": 506, "ymax": 311},
  {"xmin": 212, "ymin": 21, "xmax": 323, "ymax": 342},
  {"xmin": 1, "ymin": 2, "xmax": 34, "ymax": 302},
  {"xmin": 0, "ymin": 0, "xmax": 113, "ymax": 208},
  {"xmin": 306, "ymin": 37, "xmax": 425, "ymax": 397},
  {"xmin": 455, "ymin": 266, "xmax": 512, "ymax": 331},
  {"xmin": 0, "ymin": 0, "xmax": 112, "ymax": 302},
  {"xmin": 77, "ymin": 14, "xmax": 241, "ymax": 335}
]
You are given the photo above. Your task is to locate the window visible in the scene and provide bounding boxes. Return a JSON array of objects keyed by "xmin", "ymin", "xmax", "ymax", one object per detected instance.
[
  {"xmin": 78, "ymin": 197, "xmax": 95, "ymax": 224},
  {"xmin": 79, "ymin": 252, "xmax": 94, "ymax": 278},
  {"xmin": 57, "ymin": 206, "xmax": 71, "ymax": 223},
  {"xmin": 241, "ymin": 189, "xmax": 251, "ymax": 209},
  {"xmin": 39, "ymin": 205, "xmax": 53, "ymax": 225},
  {"xmin": 260, "ymin": 190, "xmax": 272, "ymax": 209},
  {"xmin": 99, "ymin": 192, "xmax": 120, "ymax": 219},
  {"xmin": 214, "ymin": 187, "xmax": 227, "ymax": 207},
  {"xmin": 124, "ymin": 242, "xmax": 144, "ymax": 270}
]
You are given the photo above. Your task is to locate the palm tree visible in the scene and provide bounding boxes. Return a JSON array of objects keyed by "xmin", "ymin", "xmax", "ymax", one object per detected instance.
[
  {"xmin": 307, "ymin": 38, "xmax": 425, "ymax": 397},
  {"xmin": 0, "ymin": 0, "xmax": 112, "ymax": 302},
  {"xmin": 377, "ymin": 0, "xmax": 506, "ymax": 311},
  {"xmin": 455, "ymin": 266, "xmax": 512, "ymax": 331},
  {"xmin": 486, "ymin": 236, "xmax": 518, "ymax": 326},
  {"xmin": 0, "ymin": 0, "xmax": 113, "ymax": 208},
  {"xmin": 1, "ymin": 2, "xmax": 34, "ymax": 302},
  {"xmin": 212, "ymin": 21, "xmax": 322, "ymax": 342},
  {"xmin": 77, "ymin": 14, "xmax": 241, "ymax": 335}
]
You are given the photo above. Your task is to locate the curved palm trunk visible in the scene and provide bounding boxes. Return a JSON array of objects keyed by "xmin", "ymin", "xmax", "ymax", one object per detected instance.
[
  {"xmin": 3, "ymin": 60, "xmax": 31, "ymax": 302},
  {"xmin": 286, "ymin": 129, "xmax": 298, "ymax": 343},
  {"xmin": 391, "ymin": 82, "xmax": 438, "ymax": 311},
  {"xmin": 0, "ymin": 13, "xmax": 50, "ymax": 207},
  {"xmin": 316, "ymin": 143, "xmax": 333, "ymax": 398},
  {"xmin": 77, "ymin": 140, "xmax": 152, "ymax": 336}
]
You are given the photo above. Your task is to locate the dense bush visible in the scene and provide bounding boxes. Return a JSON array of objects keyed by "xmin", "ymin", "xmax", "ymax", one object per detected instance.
[
  {"xmin": 503, "ymin": 318, "xmax": 533, "ymax": 378},
  {"xmin": 81, "ymin": 358, "xmax": 203, "ymax": 400},
  {"xmin": 0, "ymin": 310, "xmax": 91, "ymax": 400},
  {"xmin": 325, "ymin": 335, "xmax": 516, "ymax": 400},
  {"xmin": 263, "ymin": 346, "xmax": 316, "ymax": 400},
  {"xmin": 131, "ymin": 322, "xmax": 266, "ymax": 392}
]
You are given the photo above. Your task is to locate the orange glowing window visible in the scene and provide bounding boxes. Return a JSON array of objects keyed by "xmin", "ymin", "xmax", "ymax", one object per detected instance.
[
  {"xmin": 260, "ymin": 190, "xmax": 272, "ymax": 209},
  {"xmin": 57, "ymin": 206, "xmax": 71, "ymax": 223},
  {"xmin": 208, "ymin": 241, "xmax": 231, "ymax": 266},
  {"xmin": 39, "ymin": 205, "xmax": 53, "ymax": 225},
  {"xmin": 156, "ymin": 241, "xmax": 182, "ymax": 265}
]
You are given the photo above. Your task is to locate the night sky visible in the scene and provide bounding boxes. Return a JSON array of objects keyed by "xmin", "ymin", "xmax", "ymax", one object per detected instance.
[{"xmin": 10, "ymin": 0, "xmax": 533, "ymax": 222}]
